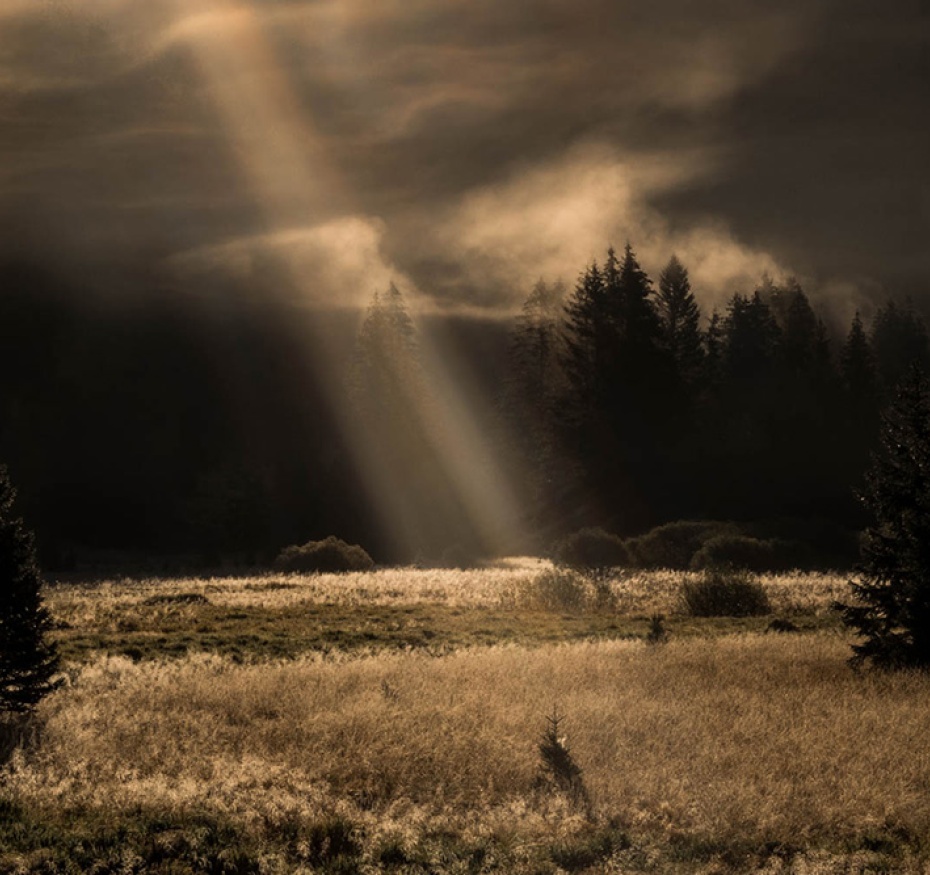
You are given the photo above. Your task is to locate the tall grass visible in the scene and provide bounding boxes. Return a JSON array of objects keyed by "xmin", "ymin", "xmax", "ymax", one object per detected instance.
[
  {"xmin": 16, "ymin": 566, "xmax": 925, "ymax": 870},
  {"xmin": 44, "ymin": 565, "xmax": 849, "ymax": 628},
  {"xmin": 8, "ymin": 635, "xmax": 930, "ymax": 852}
]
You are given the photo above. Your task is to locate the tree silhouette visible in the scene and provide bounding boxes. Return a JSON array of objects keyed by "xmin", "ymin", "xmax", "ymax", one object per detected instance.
[
  {"xmin": 350, "ymin": 282, "xmax": 420, "ymax": 420},
  {"xmin": 871, "ymin": 300, "xmax": 930, "ymax": 392},
  {"xmin": 841, "ymin": 311, "xmax": 878, "ymax": 408},
  {"xmin": 0, "ymin": 465, "xmax": 59, "ymax": 714},
  {"xmin": 838, "ymin": 367, "xmax": 930, "ymax": 668},
  {"xmin": 504, "ymin": 279, "xmax": 566, "ymax": 523},
  {"xmin": 657, "ymin": 254, "xmax": 704, "ymax": 388},
  {"xmin": 560, "ymin": 245, "xmax": 678, "ymax": 529}
]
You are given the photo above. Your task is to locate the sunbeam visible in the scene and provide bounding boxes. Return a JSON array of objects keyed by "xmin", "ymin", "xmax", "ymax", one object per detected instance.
[{"xmin": 164, "ymin": 0, "xmax": 526, "ymax": 558}]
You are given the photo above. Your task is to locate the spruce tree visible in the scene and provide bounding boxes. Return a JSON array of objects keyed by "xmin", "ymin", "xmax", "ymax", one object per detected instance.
[
  {"xmin": 0, "ymin": 465, "xmax": 59, "ymax": 713},
  {"xmin": 871, "ymin": 300, "xmax": 930, "ymax": 392},
  {"xmin": 838, "ymin": 367, "xmax": 930, "ymax": 669},
  {"xmin": 560, "ymin": 244, "xmax": 679, "ymax": 528},
  {"xmin": 657, "ymin": 254, "xmax": 704, "ymax": 387},
  {"xmin": 841, "ymin": 311, "xmax": 877, "ymax": 404},
  {"xmin": 504, "ymin": 279, "xmax": 566, "ymax": 519}
]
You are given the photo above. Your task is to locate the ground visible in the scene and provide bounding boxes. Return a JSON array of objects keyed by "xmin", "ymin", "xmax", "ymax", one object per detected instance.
[{"xmin": 1, "ymin": 562, "xmax": 927, "ymax": 874}]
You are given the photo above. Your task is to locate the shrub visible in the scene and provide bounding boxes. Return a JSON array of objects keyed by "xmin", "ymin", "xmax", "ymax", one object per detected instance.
[
  {"xmin": 273, "ymin": 536, "xmax": 374, "ymax": 573},
  {"xmin": 520, "ymin": 568, "xmax": 611, "ymax": 613},
  {"xmin": 552, "ymin": 527, "xmax": 629, "ymax": 570},
  {"xmin": 689, "ymin": 534, "xmax": 802, "ymax": 572},
  {"xmin": 624, "ymin": 520, "xmax": 737, "ymax": 569},
  {"xmin": 681, "ymin": 568, "xmax": 771, "ymax": 617}
]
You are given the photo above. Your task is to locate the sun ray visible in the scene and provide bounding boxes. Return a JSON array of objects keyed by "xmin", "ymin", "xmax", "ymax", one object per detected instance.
[{"xmin": 163, "ymin": 0, "xmax": 527, "ymax": 558}]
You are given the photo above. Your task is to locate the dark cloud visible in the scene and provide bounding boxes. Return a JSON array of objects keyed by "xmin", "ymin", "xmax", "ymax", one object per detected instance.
[{"xmin": 0, "ymin": 0, "xmax": 924, "ymax": 312}]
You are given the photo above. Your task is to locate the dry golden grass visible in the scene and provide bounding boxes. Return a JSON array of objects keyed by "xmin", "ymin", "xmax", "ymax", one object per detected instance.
[
  {"xmin": 8, "ymin": 635, "xmax": 930, "ymax": 862},
  {"xmin": 45, "ymin": 564, "xmax": 848, "ymax": 629},
  {"xmin": 6, "ymin": 566, "xmax": 924, "ymax": 872}
]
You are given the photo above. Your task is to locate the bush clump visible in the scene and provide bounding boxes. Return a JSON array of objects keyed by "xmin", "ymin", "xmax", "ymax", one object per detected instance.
[
  {"xmin": 521, "ymin": 568, "xmax": 614, "ymax": 613},
  {"xmin": 274, "ymin": 536, "xmax": 374, "ymax": 573},
  {"xmin": 552, "ymin": 527, "xmax": 629, "ymax": 570},
  {"xmin": 689, "ymin": 534, "xmax": 803, "ymax": 572},
  {"xmin": 681, "ymin": 568, "xmax": 772, "ymax": 617},
  {"xmin": 624, "ymin": 520, "xmax": 737, "ymax": 569}
]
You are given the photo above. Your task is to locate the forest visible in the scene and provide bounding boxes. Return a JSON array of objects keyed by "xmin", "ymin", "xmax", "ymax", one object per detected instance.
[{"xmin": 0, "ymin": 244, "xmax": 926, "ymax": 570}]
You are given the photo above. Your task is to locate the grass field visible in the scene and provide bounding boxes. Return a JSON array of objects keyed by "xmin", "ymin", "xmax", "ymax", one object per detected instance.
[{"xmin": 2, "ymin": 564, "xmax": 927, "ymax": 873}]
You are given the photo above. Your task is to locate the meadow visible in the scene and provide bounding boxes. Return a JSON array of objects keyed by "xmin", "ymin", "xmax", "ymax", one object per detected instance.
[{"xmin": 2, "ymin": 563, "xmax": 928, "ymax": 874}]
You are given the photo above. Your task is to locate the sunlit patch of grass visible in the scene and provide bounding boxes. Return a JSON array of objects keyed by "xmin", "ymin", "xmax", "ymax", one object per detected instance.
[
  {"xmin": 44, "ymin": 565, "xmax": 849, "ymax": 620},
  {"xmin": 44, "ymin": 567, "xmax": 847, "ymax": 664}
]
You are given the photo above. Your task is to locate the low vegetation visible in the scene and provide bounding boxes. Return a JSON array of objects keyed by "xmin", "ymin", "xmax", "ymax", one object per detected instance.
[
  {"xmin": 681, "ymin": 567, "xmax": 773, "ymax": 617},
  {"xmin": 554, "ymin": 518, "xmax": 858, "ymax": 574},
  {"xmin": 2, "ymin": 564, "xmax": 926, "ymax": 872},
  {"xmin": 273, "ymin": 536, "xmax": 374, "ymax": 573},
  {"xmin": 551, "ymin": 527, "xmax": 629, "ymax": 570}
]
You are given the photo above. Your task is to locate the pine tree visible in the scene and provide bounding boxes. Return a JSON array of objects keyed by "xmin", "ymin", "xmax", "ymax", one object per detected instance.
[
  {"xmin": 871, "ymin": 300, "xmax": 930, "ymax": 392},
  {"xmin": 703, "ymin": 309, "xmax": 724, "ymax": 389},
  {"xmin": 838, "ymin": 367, "xmax": 930, "ymax": 669},
  {"xmin": 657, "ymin": 254, "xmax": 704, "ymax": 386},
  {"xmin": 349, "ymin": 282, "xmax": 422, "ymax": 429},
  {"xmin": 559, "ymin": 244, "xmax": 679, "ymax": 528},
  {"xmin": 504, "ymin": 279, "xmax": 566, "ymax": 519},
  {"xmin": 841, "ymin": 312, "xmax": 877, "ymax": 402},
  {"xmin": 722, "ymin": 291, "xmax": 781, "ymax": 386},
  {"xmin": 0, "ymin": 465, "xmax": 59, "ymax": 713},
  {"xmin": 561, "ymin": 261, "xmax": 609, "ymax": 428}
]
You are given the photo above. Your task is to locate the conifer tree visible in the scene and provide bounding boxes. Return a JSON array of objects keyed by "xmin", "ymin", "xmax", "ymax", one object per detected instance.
[
  {"xmin": 703, "ymin": 309, "xmax": 724, "ymax": 390},
  {"xmin": 504, "ymin": 279, "xmax": 567, "ymax": 523},
  {"xmin": 657, "ymin": 254, "xmax": 704, "ymax": 386},
  {"xmin": 838, "ymin": 367, "xmax": 930, "ymax": 669},
  {"xmin": 841, "ymin": 312, "xmax": 877, "ymax": 402},
  {"xmin": 349, "ymin": 282, "xmax": 421, "ymax": 426},
  {"xmin": 560, "ymin": 244, "xmax": 678, "ymax": 528},
  {"xmin": 0, "ymin": 465, "xmax": 59, "ymax": 714},
  {"xmin": 508, "ymin": 279, "xmax": 564, "ymax": 419},
  {"xmin": 871, "ymin": 300, "xmax": 930, "ymax": 391},
  {"xmin": 561, "ymin": 261, "xmax": 609, "ymax": 426}
]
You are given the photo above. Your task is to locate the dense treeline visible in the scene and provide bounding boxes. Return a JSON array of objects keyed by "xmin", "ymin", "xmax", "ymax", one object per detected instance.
[
  {"xmin": 0, "ymin": 249, "xmax": 926, "ymax": 569},
  {"xmin": 0, "ymin": 261, "xmax": 367, "ymax": 567},
  {"xmin": 502, "ymin": 245, "xmax": 930, "ymax": 541}
]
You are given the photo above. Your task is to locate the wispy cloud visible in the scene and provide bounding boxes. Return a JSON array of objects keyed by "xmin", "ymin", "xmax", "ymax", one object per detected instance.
[
  {"xmin": 0, "ymin": 0, "xmax": 924, "ymax": 309},
  {"xmin": 168, "ymin": 216, "xmax": 414, "ymax": 310},
  {"xmin": 421, "ymin": 143, "xmax": 785, "ymax": 311}
]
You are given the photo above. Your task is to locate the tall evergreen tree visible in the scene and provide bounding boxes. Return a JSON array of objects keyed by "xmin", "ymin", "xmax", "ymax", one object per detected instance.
[
  {"xmin": 560, "ymin": 244, "xmax": 678, "ymax": 529},
  {"xmin": 349, "ymin": 282, "xmax": 423, "ymax": 438},
  {"xmin": 561, "ymin": 261, "xmax": 610, "ymax": 431},
  {"xmin": 871, "ymin": 300, "xmax": 930, "ymax": 392},
  {"xmin": 709, "ymin": 290, "xmax": 782, "ymax": 514},
  {"xmin": 838, "ymin": 367, "xmax": 930, "ymax": 668},
  {"xmin": 0, "ymin": 465, "xmax": 59, "ymax": 714},
  {"xmin": 657, "ymin": 255, "xmax": 704, "ymax": 387},
  {"xmin": 507, "ymin": 279, "xmax": 565, "ymax": 420},
  {"xmin": 504, "ymin": 279, "xmax": 567, "ymax": 524},
  {"xmin": 722, "ymin": 291, "xmax": 781, "ymax": 386},
  {"xmin": 841, "ymin": 312, "xmax": 877, "ymax": 401},
  {"xmin": 770, "ymin": 284, "xmax": 840, "ymax": 515},
  {"xmin": 703, "ymin": 309, "xmax": 724, "ymax": 391}
]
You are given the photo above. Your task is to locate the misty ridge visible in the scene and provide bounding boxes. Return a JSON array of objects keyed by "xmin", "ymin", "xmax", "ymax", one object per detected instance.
[{"xmin": 0, "ymin": 238, "xmax": 924, "ymax": 571}]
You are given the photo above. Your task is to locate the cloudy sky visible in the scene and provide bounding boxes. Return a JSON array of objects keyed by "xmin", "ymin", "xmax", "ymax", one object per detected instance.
[{"xmin": 0, "ymin": 0, "xmax": 925, "ymax": 315}]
